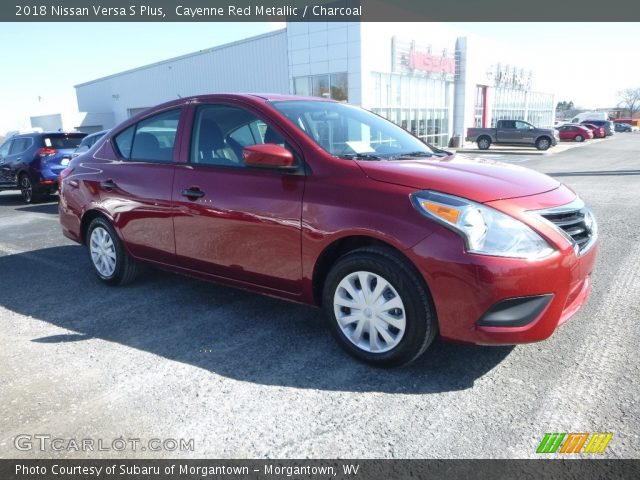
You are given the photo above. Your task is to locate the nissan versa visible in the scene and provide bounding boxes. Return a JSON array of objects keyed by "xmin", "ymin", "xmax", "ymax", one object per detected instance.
[{"xmin": 58, "ymin": 94, "xmax": 598, "ymax": 367}]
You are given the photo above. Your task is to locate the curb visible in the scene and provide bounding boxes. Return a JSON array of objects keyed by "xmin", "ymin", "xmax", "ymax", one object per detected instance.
[{"xmin": 455, "ymin": 137, "xmax": 611, "ymax": 156}]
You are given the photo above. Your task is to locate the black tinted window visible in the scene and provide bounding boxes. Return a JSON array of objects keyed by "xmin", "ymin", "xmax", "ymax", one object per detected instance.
[
  {"xmin": 114, "ymin": 125, "xmax": 135, "ymax": 158},
  {"xmin": 9, "ymin": 137, "xmax": 32, "ymax": 154},
  {"xmin": 191, "ymin": 104, "xmax": 284, "ymax": 168},
  {"xmin": 130, "ymin": 109, "xmax": 181, "ymax": 162},
  {"xmin": 42, "ymin": 134, "xmax": 84, "ymax": 149},
  {"xmin": 0, "ymin": 140, "xmax": 12, "ymax": 157}
]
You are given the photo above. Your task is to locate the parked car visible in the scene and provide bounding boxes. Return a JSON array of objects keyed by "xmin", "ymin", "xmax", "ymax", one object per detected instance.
[
  {"xmin": 466, "ymin": 120, "xmax": 559, "ymax": 150},
  {"xmin": 556, "ymin": 124, "xmax": 594, "ymax": 142},
  {"xmin": 0, "ymin": 131, "xmax": 86, "ymax": 203},
  {"xmin": 580, "ymin": 120, "xmax": 615, "ymax": 136},
  {"xmin": 613, "ymin": 118, "xmax": 639, "ymax": 130},
  {"xmin": 581, "ymin": 123, "xmax": 606, "ymax": 138},
  {"xmin": 614, "ymin": 123, "xmax": 635, "ymax": 133},
  {"xmin": 59, "ymin": 94, "xmax": 598, "ymax": 367},
  {"xmin": 570, "ymin": 111, "xmax": 609, "ymax": 123},
  {"xmin": 72, "ymin": 130, "xmax": 109, "ymax": 158}
]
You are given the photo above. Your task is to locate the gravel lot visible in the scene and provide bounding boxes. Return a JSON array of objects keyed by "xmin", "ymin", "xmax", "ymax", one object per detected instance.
[{"xmin": 1, "ymin": 133, "xmax": 639, "ymax": 459}]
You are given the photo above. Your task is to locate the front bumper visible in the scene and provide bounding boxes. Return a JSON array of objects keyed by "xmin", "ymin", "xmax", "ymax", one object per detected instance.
[{"xmin": 407, "ymin": 187, "xmax": 598, "ymax": 345}]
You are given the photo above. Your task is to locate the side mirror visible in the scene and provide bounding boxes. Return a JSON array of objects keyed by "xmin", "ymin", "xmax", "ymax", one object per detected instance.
[{"xmin": 243, "ymin": 144, "xmax": 296, "ymax": 170}]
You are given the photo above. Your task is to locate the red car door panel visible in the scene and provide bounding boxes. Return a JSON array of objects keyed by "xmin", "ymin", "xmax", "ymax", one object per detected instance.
[
  {"xmin": 172, "ymin": 103, "xmax": 304, "ymax": 293},
  {"xmin": 172, "ymin": 167, "xmax": 304, "ymax": 292},
  {"xmin": 100, "ymin": 162, "xmax": 176, "ymax": 263}
]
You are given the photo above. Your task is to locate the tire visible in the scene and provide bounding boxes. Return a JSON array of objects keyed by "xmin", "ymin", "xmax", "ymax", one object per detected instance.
[
  {"xmin": 575, "ymin": 135, "xmax": 584, "ymax": 142},
  {"xmin": 322, "ymin": 247, "xmax": 437, "ymax": 367},
  {"xmin": 477, "ymin": 137, "xmax": 491, "ymax": 150},
  {"xmin": 535, "ymin": 137, "xmax": 551, "ymax": 151},
  {"xmin": 19, "ymin": 173, "xmax": 43, "ymax": 204},
  {"xmin": 87, "ymin": 217, "xmax": 140, "ymax": 286}
]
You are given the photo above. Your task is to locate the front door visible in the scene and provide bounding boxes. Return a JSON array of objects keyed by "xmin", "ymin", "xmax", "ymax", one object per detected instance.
[
  {"xmin": 0, "ymin": 139, "xmax": 12, "ymax": 186},
  {"xmin": 172, "ymin": 103, "xmax": 305, "ymax": 294}
]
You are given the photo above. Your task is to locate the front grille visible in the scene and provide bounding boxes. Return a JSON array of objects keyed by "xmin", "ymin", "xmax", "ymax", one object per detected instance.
[{"xmin": 538, "ymin": 198, "xmax": 597, "ymax": 254}]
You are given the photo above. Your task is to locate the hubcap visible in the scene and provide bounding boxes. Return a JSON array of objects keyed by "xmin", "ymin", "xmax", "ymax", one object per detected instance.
[
  {"xmin": 20, "ymin": 176, "xmax": 32, "ymax": 202},
  {"xmin": 540, "ymin": 139, "xmax": 549, "ymax": 148},
  {"xmin": 334, "ymin": 271, "xmax": 406, "ymax": 353},
  {"xmin": 89, "ymin": 226, "xmax": 117, "ymax": 277}
]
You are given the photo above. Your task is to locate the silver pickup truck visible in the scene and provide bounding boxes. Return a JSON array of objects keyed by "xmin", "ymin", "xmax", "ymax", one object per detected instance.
[{"xmin": 466, "ymin": 120, "xmax": 559, "ymax": 151}]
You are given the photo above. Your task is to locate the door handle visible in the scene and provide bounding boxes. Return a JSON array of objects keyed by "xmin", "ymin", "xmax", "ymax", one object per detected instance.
[
  {"xmin": 100, "ymin": 179, "xmax": 117, "ymax": 190},
  {"xmin": 181, "ymin": 188, "xmax": 205, "ymax": 199}
]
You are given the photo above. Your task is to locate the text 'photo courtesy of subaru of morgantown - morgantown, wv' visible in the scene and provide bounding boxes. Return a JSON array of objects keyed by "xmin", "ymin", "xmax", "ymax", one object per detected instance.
[{"xmin": 57, "ymin": 94, "xmax": 598, "ymax": 367}]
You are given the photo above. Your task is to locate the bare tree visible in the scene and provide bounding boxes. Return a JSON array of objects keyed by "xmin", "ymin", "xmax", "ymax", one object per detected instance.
[{"xmin": 618, "ymin": 88, "xmax": 640, "ymax": 118}]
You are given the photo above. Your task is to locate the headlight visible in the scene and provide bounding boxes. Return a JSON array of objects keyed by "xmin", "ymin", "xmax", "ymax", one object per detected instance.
[{"xmin": 411, "ymin": 191, "xmax": 554, "ymax": 259}]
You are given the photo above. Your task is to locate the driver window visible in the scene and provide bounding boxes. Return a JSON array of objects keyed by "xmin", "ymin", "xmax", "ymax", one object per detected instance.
[
  {"xmin": 0, "ymin": 140, "xmax": 11, "ymax": 159},
  {"xmin": 191, "ymin": 104, "xmax": 292, "ymax": 168},
  {"xmin": 516, "ymin": 121, "xmax": 530, "ymax": 130}
]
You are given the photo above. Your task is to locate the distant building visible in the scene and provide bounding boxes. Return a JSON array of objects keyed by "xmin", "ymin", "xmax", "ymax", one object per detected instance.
[{"xmin": 74, "ymin": 22, "xmax": 556, "ymax": 147}]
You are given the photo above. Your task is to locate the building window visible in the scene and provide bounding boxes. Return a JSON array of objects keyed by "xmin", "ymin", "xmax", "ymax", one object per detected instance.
[
  {"xmin": 370, "ymin": 72, "xmax": 452, "ymax": 147},
  {"xmin": 294, "ymin": 77, "xmax": 310, "ymax": 97},
  {"xmin": 293, "ymin": 72, "xmax": 348, "ymax": 101},
  {"xmin": 490, "ymin": 88, "xmax": 554, "ymax": 129},
  {"xmin": 330, "ymin": 73, "xmax": 348, "ymax": 102}
]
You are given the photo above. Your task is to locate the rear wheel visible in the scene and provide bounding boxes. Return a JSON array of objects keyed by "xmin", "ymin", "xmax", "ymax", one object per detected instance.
[
  {"xmin": 19, "ymin": 173, "xmax": 43, "ymax": 204},
  {"xmin": 322, "ymin": 247, "xmax": 437, "ymax": 367},
  {"xmin": 87, "ymin": 217, "xmax": 140, "ymax": 286},
  {"xmin": 535, "ymin": 137, "xmax": 551, "ymax": 151},
  {"xmin": 477, "ymin": 137, "xmax": 491, "ymax": 150},
  {"xmin": 575, "ymin": 135, "xmax": 584, "ymax": 142}
]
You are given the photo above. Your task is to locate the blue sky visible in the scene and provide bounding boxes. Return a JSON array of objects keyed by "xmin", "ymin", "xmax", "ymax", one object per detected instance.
[{"xmin": 1, "ymin": 22, "xmax": 638, "ymax": 135}]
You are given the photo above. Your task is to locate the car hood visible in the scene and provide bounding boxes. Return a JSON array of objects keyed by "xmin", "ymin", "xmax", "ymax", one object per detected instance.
[{"xmin": 355, "ymin": 154, "xmax": 561, "ymax": 203}]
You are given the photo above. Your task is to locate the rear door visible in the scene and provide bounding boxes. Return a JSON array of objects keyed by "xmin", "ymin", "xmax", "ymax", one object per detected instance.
[
  {"xmin": 172, "ymin": 102, "xmax": 305, "ymax": 293},
  {"xmin": 496, "ymin": 120, "xmax": 520, "ymax": 143},
  {"xmin": 98, "ymin": 108, "xmax": 184, "ymax": 264}
]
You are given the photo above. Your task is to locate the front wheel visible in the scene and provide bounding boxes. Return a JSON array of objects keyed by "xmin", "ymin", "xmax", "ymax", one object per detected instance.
[
  {"xmin": 575, "ymin": 135, "xmax": 584, "ymax": 142},
  {"xmin": 87, "ymin": 217, "xmax": 140, "ymax": 285},
  {"xmin": 322, "ymin": 247, "xmax": 437, "ymax": 367}
]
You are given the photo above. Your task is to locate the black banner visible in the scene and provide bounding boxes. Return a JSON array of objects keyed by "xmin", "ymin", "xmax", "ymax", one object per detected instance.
[
  {"xmin": 3, "ymin": 0, "xmax": 640, "ymax": 22},
  {"xmin": 1, "ymin": 459, "xmax": 639, "ymax": 480}
]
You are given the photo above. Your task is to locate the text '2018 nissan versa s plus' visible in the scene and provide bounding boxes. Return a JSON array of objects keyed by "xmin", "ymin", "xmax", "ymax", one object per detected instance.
[{"xmin": 59, "ymin": 94, "xmax": 598, "ymax": 367}]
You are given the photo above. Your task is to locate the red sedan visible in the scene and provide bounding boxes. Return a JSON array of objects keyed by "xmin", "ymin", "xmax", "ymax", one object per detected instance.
[
  {"xmin": 557, "ymin": 124, "xmax": 594, "ymax": 142},
  {"xmin": 58, "ymin": 94, "xmax": 598, "ymax": 367},
  {"xmin": 581, "ymin": 123, "xmax": 606, "ymax": 138}
]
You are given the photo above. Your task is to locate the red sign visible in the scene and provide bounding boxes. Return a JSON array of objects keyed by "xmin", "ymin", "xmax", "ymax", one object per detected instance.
[{"xmin": 409, "ymin": 50, "xmax": 455, "ymax": 75}]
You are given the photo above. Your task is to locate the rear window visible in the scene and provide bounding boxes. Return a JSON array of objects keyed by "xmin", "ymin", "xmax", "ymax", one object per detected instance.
[{"xmin": 42, "ymin": 134, "xmax": 86, "ymax": 149}]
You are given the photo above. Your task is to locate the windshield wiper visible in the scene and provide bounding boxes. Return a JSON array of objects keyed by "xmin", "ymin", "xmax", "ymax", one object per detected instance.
[
  {"xmin": 338, "ymin": 153, "xmax": 382, "ymax": 161},
  {"xmin": 390, "ymin": 151, "xmax": 434, "ymax": 159}
]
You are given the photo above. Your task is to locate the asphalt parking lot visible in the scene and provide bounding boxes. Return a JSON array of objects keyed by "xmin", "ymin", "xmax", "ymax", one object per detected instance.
[{"xmin": 1, "ymin": 133, "xmax": 639, "ymax": 459}]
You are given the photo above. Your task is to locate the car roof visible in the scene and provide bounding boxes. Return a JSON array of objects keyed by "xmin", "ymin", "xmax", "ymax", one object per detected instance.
[{"xmin": 151, "ymin": 93, "xmax": 337, "ymax": 110}]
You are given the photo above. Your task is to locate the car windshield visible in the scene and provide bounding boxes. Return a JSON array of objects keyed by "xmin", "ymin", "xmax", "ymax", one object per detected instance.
[{"xmin": 270, "ymin": 100, "xmax": 438, "ymax": 160}]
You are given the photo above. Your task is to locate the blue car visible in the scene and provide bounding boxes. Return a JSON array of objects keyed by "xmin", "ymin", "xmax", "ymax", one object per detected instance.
[
  {"xmin": 614, "ymin": 123, "xmax": 633, "ymax": 133},
  {"xmin": 0, "ymin": 131, "xmax": 86, "ymax": 203}
]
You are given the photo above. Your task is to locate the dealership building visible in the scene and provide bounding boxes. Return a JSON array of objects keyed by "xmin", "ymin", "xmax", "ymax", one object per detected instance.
[{"xmin": 74, "ymin": 22, "xmax": 555, "ymax": 147}]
